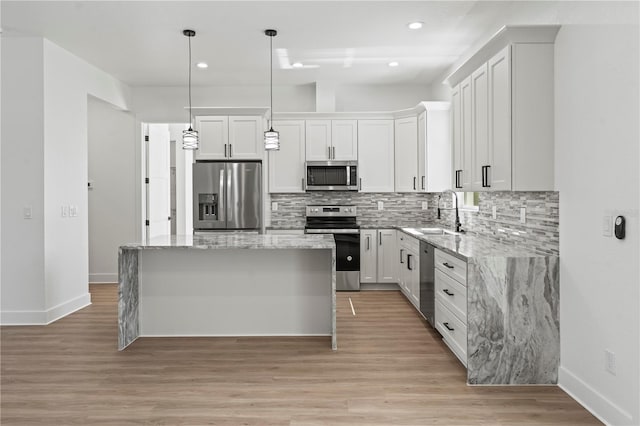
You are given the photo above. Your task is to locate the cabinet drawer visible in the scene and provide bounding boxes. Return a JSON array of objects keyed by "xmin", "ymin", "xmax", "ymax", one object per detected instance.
[
  {"xmin": 435, "ymin": 249, "xmax": 467, "ymax": 284},
  {"xmin": 398, "ymin": 232, "xmax": 420, "ymax": 252},
  {"xmin": 435, "ymin": 299, "xmax": 467, "ymax": 365},
  {"xmin": 435, "ymin": 269, "xmax": 467, "ymax": 323}
]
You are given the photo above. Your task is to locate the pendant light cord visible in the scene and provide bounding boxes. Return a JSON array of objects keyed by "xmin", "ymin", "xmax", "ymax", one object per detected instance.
[
  {"xmin": 188, "ymin": 34, "xmax": 193, "ymax": 128},
  {"xmin": 269, "ymin": 33, "xmax": 273, "ymax": 130}
]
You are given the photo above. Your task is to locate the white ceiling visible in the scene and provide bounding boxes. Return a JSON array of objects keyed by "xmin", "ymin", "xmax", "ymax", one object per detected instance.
[{"xmin": 2, "ymin": 1, "xmax": 566, "ymax": 88}]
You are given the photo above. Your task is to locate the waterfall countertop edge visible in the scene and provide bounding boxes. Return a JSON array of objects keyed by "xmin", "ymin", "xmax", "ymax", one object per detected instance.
[{"xmin": 119, "ymin": 234, "xmax": 336, "ymax": 251}]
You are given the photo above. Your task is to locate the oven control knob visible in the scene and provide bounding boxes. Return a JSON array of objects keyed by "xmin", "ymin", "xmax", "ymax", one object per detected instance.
[{"xmin": 347, "ymin": 255, "xmax": 353, "ymax": 262}]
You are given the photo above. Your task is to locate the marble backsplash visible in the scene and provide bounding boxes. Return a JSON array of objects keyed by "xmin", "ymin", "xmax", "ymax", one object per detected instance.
[{"xmin": 269, "ymin": 191, "xmax": 559, "ymax": 255}]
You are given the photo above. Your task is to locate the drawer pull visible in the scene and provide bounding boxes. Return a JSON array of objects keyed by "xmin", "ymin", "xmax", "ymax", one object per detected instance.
[
  {"xmin": 443, "ymin": 322, "xmax": 454, "ymax": 331},
  {"xmin": 443, "ymin": 262, "xmax": 454, "ymax": 269},
  {"xmin": 443, "ymin": 289, "xmax": 454, "ymax": 296}
]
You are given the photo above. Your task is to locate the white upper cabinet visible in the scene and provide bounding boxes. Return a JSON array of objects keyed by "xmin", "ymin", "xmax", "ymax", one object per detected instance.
[
  {"xmin": 448, "ymin": 26, "xmax": 558, "ymax": 191},
  {"xmin": 195, "ymin": 116, "xmax": 229, "ymax": 160},
  {"xmin": 305, "ymin": 120, "xmax": 358, "ymax": 161},
  {"xmin": 305, "ymin": 120, "xmax": 332, "ymax": 161},
  {"xmin": 419, "ymin": 108, "xmax": 451, "ymax": 192},
  {"xmin": 471, "ymin": 63, "xmax": 489, "ymax": 191},
  {"xmin": 268, "ymin": 120, "xmax": 306, "ymax": 193},
  {"xmin": 394, "ymin": 116, "xmax": 419, "ymax": 192},
  {"xmin": 331, "ymin": 120, "xmax": 358, "ymax": 160},
  {"xmin": 195, "ymin": 115, "xmax": 263, "ymax": 160},
  {"xmin": 358, "ymin": 120, "xmax": 394, "ymax": 192},
  {"xmin": 228, "ymin": 116, "xmax": 264, "ymax": 159}
]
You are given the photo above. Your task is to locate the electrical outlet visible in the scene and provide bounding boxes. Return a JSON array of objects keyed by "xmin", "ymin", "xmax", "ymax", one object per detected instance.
[
  {"xmin": 605, "ymin": 349, "xmax": 616, "ymax": 375},
  {"xmin": 377, "ymin": 201, "xmax": 384, "ymax": 211},
  {"xmin": 61, "ymin": 205, "xmax": 68, "ymax": 218},
  {"xmin": 421, "ymin": 201, "xmax": 428, "ymax": 210},
  {"xmin": 603, "ymin": 216, "xmax": 613, "ymax": 237},
  {"xmin": 24, "ymin": 206, "xmax": 33, "ymax": 219},
  {"xmin": 492, "ymin": 206, "xmax": 497, "ymax": 219},
  {"xmin": 520, "ymin": 207, "xmax": 526, "ymax": 223},
  {"xmin": 271, "ymin": 202, "xmax": 278, "ymax": 212},
  {"xmin": 70, "ymin": 205, "xmax": 78, "ymax": 217}
]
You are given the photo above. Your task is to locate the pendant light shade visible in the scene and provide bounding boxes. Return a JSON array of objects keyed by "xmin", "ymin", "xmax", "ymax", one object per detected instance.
[
  {"xmin": 182, "ymin": 29, "xmax": 199, "ymax": 150},
  {"xmin": 264, "ymin": 29, "xmax": 279, "ymax": 151}
]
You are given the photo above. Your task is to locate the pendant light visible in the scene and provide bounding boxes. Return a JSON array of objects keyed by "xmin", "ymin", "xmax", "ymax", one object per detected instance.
[
  {"xmin": 182, "ymin": 29, "xmax": 198, "ymax": 150},
  {"xmin": 264, "ymin": 29, "xmax": 279, "ymax": 151}
]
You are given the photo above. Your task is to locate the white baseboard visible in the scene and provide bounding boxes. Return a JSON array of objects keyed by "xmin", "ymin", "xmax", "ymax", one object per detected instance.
[
  {"xmin": 1, "ymin": 293, "xmax": 92, "ymax": 325},
  {"xmin": 558, "ymin": 366, "xmax": 634, "ymax": 426},
  {"xmin": 360, "ymin": 282, "xmax": 400, "ymax": 291},
  {"xmin": 89, "ymin": 273, "xmax": 117, "ymax": 283}
]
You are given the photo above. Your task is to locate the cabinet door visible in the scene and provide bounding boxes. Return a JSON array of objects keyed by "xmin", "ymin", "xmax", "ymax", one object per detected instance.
[
  {"xmin": 471, "ymin": 64, "xmax": 489, "ymax": 191},
  {"xmin": 195, "ymin": 116, "xmax": 229, "ymax": 160},
  {"xmin": 228, "ymin": 116, "xmax": 263, "ymax": 160},
  {"xmin": 409, "ymin": 248, "xmax": 420, "ymax": 308},
  {"xmin": 394, "ymin": 116, "xmax": 419, "ymax": 192},
  {"xmin": 488, "ymin": 46, "xmax": 512, "ymax": 191},
  {"xmin": 418, "ymin": 111, "xmax": 427, "ymax": 191},
  {"xmin": 357, "ymin": 120, "xmax": 394, "ymax": 192},
  {"xmin": 451, "ymin": 85, "xmax": 463, "ymax": 190},
  {"xmin": 425, "ymin": 109, "xmax": 452, "ymax": 192},
  {"xmin": 268, "ymin": 120, "xmax": 306, "ymax": 193},
  {"xmin": 305, "ymin": 120, "xmax": 331, "ymax": 161},
  {"xmin": 331, "ymin": 120, "xmax": 358, "ymax": 160},
  {"xmin": 360, "ymin": 230, "xmax": 378, "ymax": 283},
  {"xmin": 377, "ymin": 229, "xmax": 397, "ymax": 283},
  {"xmin": 460, "ymin": 76, "xmax": 473, "ymax": 190}
]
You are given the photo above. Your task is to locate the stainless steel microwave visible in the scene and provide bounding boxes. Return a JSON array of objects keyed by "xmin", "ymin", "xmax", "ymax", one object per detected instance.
[{"xmin": 305, "ymin": 161, "xmax": 358, "ymax": 191}]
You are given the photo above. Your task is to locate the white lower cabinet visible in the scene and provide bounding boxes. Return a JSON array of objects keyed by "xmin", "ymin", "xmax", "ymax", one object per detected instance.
[
  {"xmin": 434, "ymin": 248, "xmax": 468, "ymax": 367},
  {"xmin": 396, "ymin": 232, "xmax": 420, "ymax": 310},
  {"xmin": 360, "ymin": 229, "xmax": 397, "ymax": 283}
]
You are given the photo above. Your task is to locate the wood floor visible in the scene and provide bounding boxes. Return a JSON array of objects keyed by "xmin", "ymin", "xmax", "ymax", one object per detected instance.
[{"xmin": 1, "ymin": 285, "xmax": 600, "ymax": 425}]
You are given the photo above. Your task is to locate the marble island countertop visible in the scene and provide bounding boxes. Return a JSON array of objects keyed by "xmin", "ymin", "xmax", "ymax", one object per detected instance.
[
  {"xmin": 120, "ymin": 233, "xmax": 335, "ymax": 251},
  {"xmin": 397, "ymin": 227, "xmax": 548, "ymax": 261}
]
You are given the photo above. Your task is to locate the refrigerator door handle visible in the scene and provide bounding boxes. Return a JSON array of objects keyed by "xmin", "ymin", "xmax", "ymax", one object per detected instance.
[{"xmin": 218, "ymin": 168, "xmax": 226, "ymax": 222}]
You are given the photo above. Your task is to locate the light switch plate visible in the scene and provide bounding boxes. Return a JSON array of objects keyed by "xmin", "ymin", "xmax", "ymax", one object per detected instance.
[
  {"xmin": 377, "ymin": 201, "xmax": 384, "ymax": 211},
  {"xmin": 520, "ymin": 207, "xmax": 526, "ymax": 223},
  {"xmin": 271, "ymin": 202, "xmax": 278, "ymax": 212},
  {"xmin": 61, "ymin": 205, "xmax": 68, "ymax": 218},
  {"xmin": 492, "ymin": 206, "xmax": 497, "ymax": 219},
  {"xmin": 603, "ymin": 216, "xmax": 613, "ymax": 237},
  {"xmin": 421, "ymin": 201, "xmax": 428, "ymax": 210}
]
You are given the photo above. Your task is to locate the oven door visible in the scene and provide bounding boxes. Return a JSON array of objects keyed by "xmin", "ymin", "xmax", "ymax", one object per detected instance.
[{"xmin": 334, "ymin": 233, "xmax": 360, "ymax": 291}]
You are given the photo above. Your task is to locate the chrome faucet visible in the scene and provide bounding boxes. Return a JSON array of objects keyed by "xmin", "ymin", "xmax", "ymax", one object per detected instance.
[{"xmin": 437, "ymin": 190, "xmax": 463, "ymax": 233}]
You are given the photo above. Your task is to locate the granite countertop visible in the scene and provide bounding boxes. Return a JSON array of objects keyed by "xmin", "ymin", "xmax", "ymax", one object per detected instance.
[
  {"xmin": 120, "ymin": 234, "xmax": 335, "ymax": 251},
  {"xmin": 396, "ymin": 227, "xmax": 549, "ymax": 260}
]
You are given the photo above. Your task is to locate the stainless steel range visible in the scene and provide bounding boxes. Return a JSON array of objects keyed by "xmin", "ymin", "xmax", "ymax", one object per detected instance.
[{"xmin": 304, "ymin": 205, "xmax": 360, "ymax": 291}]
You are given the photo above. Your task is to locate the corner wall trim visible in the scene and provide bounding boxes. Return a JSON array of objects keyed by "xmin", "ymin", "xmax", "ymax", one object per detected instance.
[
  {"xmin": 1, "ymin": 293, "xmax": 92, "ymax": 326},
  {"xmin": 558, "ymin": 366, "xmax": 633, "ymax": 426}
]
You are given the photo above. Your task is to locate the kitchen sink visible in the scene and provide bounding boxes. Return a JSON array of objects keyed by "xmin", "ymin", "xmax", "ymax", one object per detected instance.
[{"xmin": 402, "ymin": 227, "xmax": 460, "ymax": 237}]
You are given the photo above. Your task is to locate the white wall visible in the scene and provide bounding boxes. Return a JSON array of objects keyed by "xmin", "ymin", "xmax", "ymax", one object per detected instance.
[
  {"xmin": 1, "ymin": 37, "xmax": 133, "ymax": 324},
  {"xmin": 1, "ymin": 37, "xmax": 47, "ymax": 321},
  {"xmin": 88, "ymin": 97, "xmax": 137, "ymax": 283},
  {"xmin": 335, "ymin": 84, "xmax": 432, "ymax": 111},
  {"xmin": 168, "ymin": 124, "xmax": 193, "ymax": 235},
  {"xmin": 555, "ymin": 11, "xmax": 639, "ymax": 426}
]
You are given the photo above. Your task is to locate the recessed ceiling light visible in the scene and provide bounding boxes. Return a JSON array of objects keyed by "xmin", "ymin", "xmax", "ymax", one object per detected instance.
[
  {"xmin": 292, "ymin": 62, "xmax": 304, "ymax": 68},
  {"xmin": 408, "ymin": 21, "xmax": 423, "ymax": 30},
  {"xmin": 388, "ymin": 61, "xmax": 399, "ymax": 67},
  {"xmin": 196, "ymin": 62, "xmax": 208, "ymax": 69}
]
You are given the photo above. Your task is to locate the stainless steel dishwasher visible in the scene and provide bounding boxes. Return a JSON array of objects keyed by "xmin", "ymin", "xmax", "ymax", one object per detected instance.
[{"xmin": 419, "ymin": 241, "xmax": 435, "ymax": 327}]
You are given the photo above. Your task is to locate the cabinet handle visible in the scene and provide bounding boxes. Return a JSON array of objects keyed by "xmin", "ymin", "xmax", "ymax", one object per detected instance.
[
  {"xmin": 483, "ymin": 165, "xmax": 491, "ymax": 188},
  {"xmin": 328, "ymin": 146, "xmax": 331, "ymax": 159},
  {"xmin": 443, "ymin": 262, "xmax": 454, "ymax": 269},
  {"xmin": 413, "ymin": 177, "xmax": 417, "ymax": 190},
  {"xmin": 366, "ymin": 235, "xmax": 370, "ymax": 251},
  {"xmin": 455, "ymin": 170, "xmax": 463, "ymax": 189},
  {"xmin": 379, "ymin": 232, "xmax": 382, "ymax": 246},
  {"xmin": 359, "ymin": 178, "xmax": 362, "ymax": 191},
  {"xmin": 229, "ymin": 144, "xmax": 233, "ymax": 158},
  {"xmin": 224, "ymin": 144, "xmax": 228, "ymax": 157},
  {"xmin": 443, "ymin": 322, "xmax": 455, "ymax": 331},
  {"xmin": 421, "ymin": 176, "xmax": 425, "ymax": 190},
  {"xmin": 400, "ymin": 249, "xmax": 405, "ymax": 264},
  {"xmin": 332, "ymin": 146, "xmax": 336, "ymax": 159},
  {"xmin": 443, "ymin": 289, "xmax": 454, "ymax": 296},
  {"xmin": 301, "ymin": 178, "xmax": 305, "ymax": 191},
  {"xmin": 407, "ymin": 254, "xmax": 413, "ymax": 270}
]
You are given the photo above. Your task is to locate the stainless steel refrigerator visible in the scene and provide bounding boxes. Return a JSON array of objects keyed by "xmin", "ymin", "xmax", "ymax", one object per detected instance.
[{"xmin": 193, "ymin": 161, "xmax": 262, "ymax": 232}]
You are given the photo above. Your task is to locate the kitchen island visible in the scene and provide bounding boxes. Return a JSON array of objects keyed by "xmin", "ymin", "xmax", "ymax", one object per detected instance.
[{"xmin": 118, "ymin": 233, "xmax": 336, "ymax": 350}]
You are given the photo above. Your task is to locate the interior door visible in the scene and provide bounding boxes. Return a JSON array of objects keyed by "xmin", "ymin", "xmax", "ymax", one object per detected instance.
[{"xmin": 147, "ymin": 124, "xmax": 171, "ymax": 238}]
